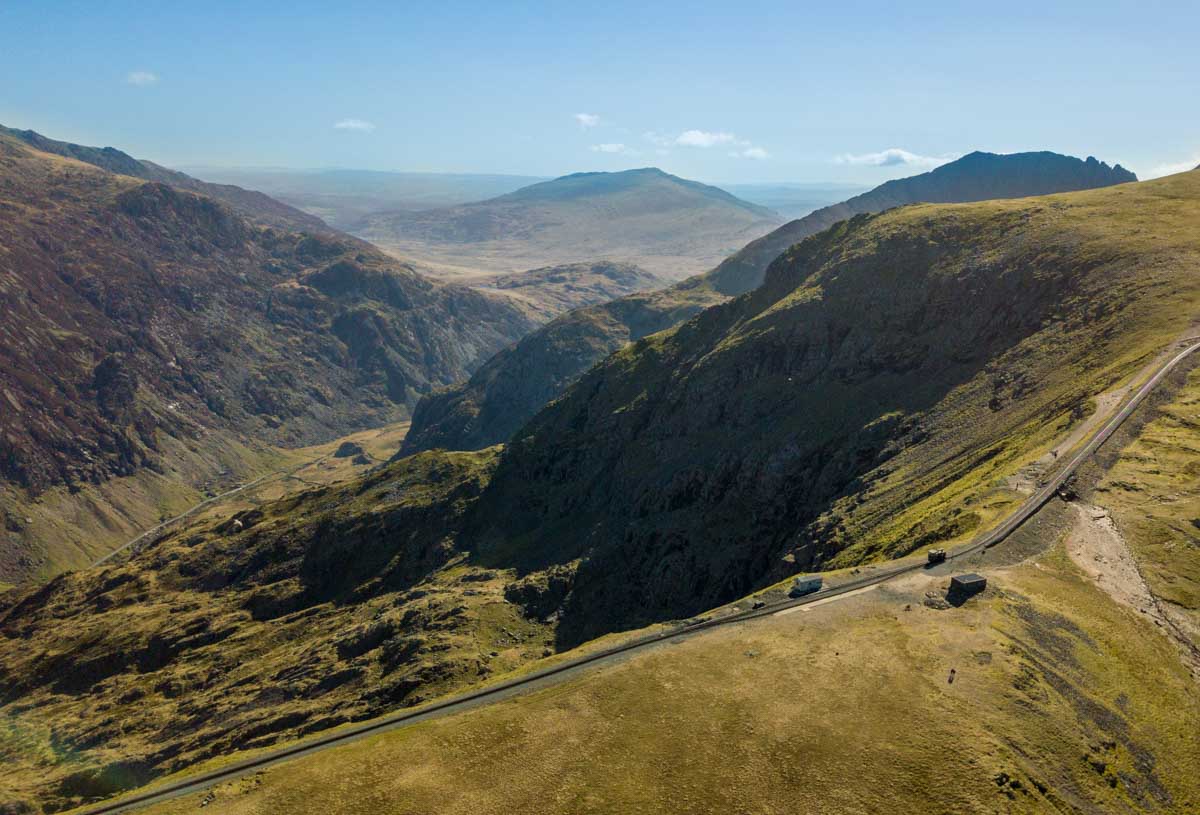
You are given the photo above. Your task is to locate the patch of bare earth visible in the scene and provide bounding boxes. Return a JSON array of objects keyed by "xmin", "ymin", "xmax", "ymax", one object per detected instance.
[{"xmin": 1065, "ymin": 502, "xmax": 1200, "ymax": 677}]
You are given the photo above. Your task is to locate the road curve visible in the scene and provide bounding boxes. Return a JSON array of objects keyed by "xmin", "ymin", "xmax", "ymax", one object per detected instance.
[{"xmin": 72, "ymin": 338, "xmax": 1200, "ymax": 815}]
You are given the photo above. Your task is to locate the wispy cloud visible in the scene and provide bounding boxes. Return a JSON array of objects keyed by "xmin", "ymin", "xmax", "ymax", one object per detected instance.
[
  {"xmin": 835, "ymin": 148, "xmax": 957, "ymax": 170},
  {"xmin": 645, "ymin": 129, "xmax": 769, "ymax": 158},
  {"xmin": 590, "ymin": 143, "xmax": 638, "ymax": 155},
  {"xmin": 676, "ymin": 129, "xmax": 740, "ymax": 148},
  {"xmin": 737, "ymin": 146, "xmax": 770, "ymax": 160},
  {"xmin": 126, "ymin": 71, "xmax": 158, "ymax": 86},
  {"xmin": 334, "ymin": 118, "xmax": 376, "ymax": 132},
  {"xmin": 1144, "ymin": 153, "xmax": 1199, "ymax": 179},
  {"xmin": 575, "ymin": 113, "xmax": 601, "ymax": 128}
]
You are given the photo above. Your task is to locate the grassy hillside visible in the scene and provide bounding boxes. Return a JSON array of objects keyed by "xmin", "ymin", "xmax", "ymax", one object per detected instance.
[
  {"xmin": 129, "ymin": 547, "xmax": 1200, "ymax": 815},
  {"xmin": 401, "ymin": 151, "xmax": 1139, "ymax": 457},
  {"xmin": 0, "ymin": 131, "xmax": 538, "ymax": 581},
  {"xmin": 76, "ymin": 351, "xmax": 1200, "ymax": 815},
  {"xmin": 471, "ymin": 170, "xmax": 1200, "ymax": 644},
  {"xmin": 0, "ymin": 125, "xmax": 331, "ymax": 234},
  {"xmin": 1093, "ymin": 365, "xmax": 1200, "ymax": 651},
  {"xmin": 2, "ymin": 171, "xmax": 1198, "ymax": 812},
  {"xmin": 355, "ymin": 168, "xmax": 782, "ymax": 280}
]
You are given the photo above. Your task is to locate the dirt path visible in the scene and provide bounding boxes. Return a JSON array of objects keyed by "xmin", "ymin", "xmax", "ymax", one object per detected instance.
[{"xmin": 1065, "ymin": 502, "xmax": 1200, "ymax": 676}]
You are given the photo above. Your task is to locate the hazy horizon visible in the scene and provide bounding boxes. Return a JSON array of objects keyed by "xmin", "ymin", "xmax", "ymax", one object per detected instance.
[{"xmin": 2, "ymin": 1, "xmax": 1196, "ymax": 184}]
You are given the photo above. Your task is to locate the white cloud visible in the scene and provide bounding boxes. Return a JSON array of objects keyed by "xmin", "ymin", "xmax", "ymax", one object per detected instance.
[
  {"xmin": 575, "ymin": 113, "xmax": 601, "ymax": 128},
  {"xmin": 590, "ymin": 143, "xmax": 641, "ymax": 156},
  {"xmin": 646, "ymin": 129, "xmax": 767, "ymax": 158},
  {"xmin": 334, "ymin": 118, "xmax": 376, "ymax": 132},
  {"xmin": 835, "ymin": 148, "xmax": 957, "ymax": 170},
  {"xmin": 1144, "ymin": 154, "xmax": 1200, "ymax": 179},
  {"xmin": 676, "ymin": 129, "xmax": 741, "ymax": 148},
  {"xmin": 126, "ymin": 71, "xmax": 158, "ymax": 86}
]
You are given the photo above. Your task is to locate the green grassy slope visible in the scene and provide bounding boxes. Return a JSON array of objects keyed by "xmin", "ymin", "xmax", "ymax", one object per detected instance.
[
  {"xmin": 130, "ymin": 547, "xmax": 1200, "ymax": 815},
  {"xmin": 1095, "ymin": 365, "xmax": 1200, "ymax": 650},
  {"xmin": 3, "ymin": 171, "xmax": 1198, "ymax": 813}
]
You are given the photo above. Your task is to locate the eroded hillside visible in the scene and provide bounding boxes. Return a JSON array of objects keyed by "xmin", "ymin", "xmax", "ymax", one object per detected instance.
[{"xmin": 473, "ymin": 171, "xmax": 1199, "ymax": 644}]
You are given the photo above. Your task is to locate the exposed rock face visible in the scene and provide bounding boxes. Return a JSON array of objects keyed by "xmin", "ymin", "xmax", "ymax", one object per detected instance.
[
  {"xmin": 401, "ymin": 151, "xmax": 1140, "ymax": 457},
  {"xmin": 0, "ymin": 130, "xmax": 537, "ymax": 501}
]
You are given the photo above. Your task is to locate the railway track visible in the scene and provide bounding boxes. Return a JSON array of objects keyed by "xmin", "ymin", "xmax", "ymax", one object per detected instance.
[{"xmin": 72, "ymin": 337, "xmax": 1200, "ymax": 815}]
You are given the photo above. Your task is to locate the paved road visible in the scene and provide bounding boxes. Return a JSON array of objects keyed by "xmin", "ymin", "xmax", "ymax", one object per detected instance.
[{"xmin": 73, "ymin": 338, "xmax": 1200, "ymax": 815}]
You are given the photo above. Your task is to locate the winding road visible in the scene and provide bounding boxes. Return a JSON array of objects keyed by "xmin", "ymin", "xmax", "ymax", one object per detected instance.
[
  {"xmin": 92, "ymin": 451, "xmax": 336, "ymax": 569},
  {"xmin": 72, "ymin": 337, "xmax": 1200, "ymax": 815}
]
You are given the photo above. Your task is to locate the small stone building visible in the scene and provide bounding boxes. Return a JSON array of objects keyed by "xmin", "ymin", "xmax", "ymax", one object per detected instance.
[{"xmin": 950, "ymin": 573, "xmax": 987, "ymax": 594}]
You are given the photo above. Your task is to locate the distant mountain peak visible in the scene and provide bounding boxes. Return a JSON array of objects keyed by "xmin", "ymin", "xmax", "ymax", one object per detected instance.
[
  {"xmin": 357, "ymin": 165, "xmax": 781, "ymax": 279},
  {"xmin": 490, "ymin": 166, "xmax": 776, "ymax": 218},
  {"xmin": 928, "ymin": 150, "xmax": 1136, "ymax": 183}
]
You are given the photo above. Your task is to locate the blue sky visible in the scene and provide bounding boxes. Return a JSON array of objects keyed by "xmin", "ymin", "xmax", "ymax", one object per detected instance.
[{"xmin": 1, "ymin": 0, "xmax": 1197, "ymax": 184}]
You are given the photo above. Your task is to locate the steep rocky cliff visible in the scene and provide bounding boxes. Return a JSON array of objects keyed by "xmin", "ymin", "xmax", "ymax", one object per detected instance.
[
  {"xmin": 0, "ymin": 131, "xmax": 538, "ymax": 578},
  {"xmin": 401, "ymin": 151, "xmax": 1139, "ymax": 456}
]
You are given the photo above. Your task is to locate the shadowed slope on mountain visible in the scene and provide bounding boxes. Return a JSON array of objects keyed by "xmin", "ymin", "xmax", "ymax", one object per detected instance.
[
  {"xmin": 468, "ymin": 169, "xmax": 1199, "ymax": 645},
  {"xmin": 401, "ymin": 151, "xmax": 1139, "ymax": 457}
]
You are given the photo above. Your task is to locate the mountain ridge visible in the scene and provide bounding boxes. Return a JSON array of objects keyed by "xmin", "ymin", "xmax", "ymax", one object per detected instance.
[
  {"xmin": 0, "ymin": 129, "xmax": 538, "ymax": 581},
  {"xmin": 0, "ymin": 124, "xmax": 332, "ymax": 234},
  {"xmin": 3, "ymin": 170, "xmax": 1199, "ymax": 811},
  {"xmin": 400, "ymin": 150, "xmax": 1141, "ymax": 456},
  {"xmin": 354, "ymin": 167, "xmax": 783, "ymax": 280}
]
